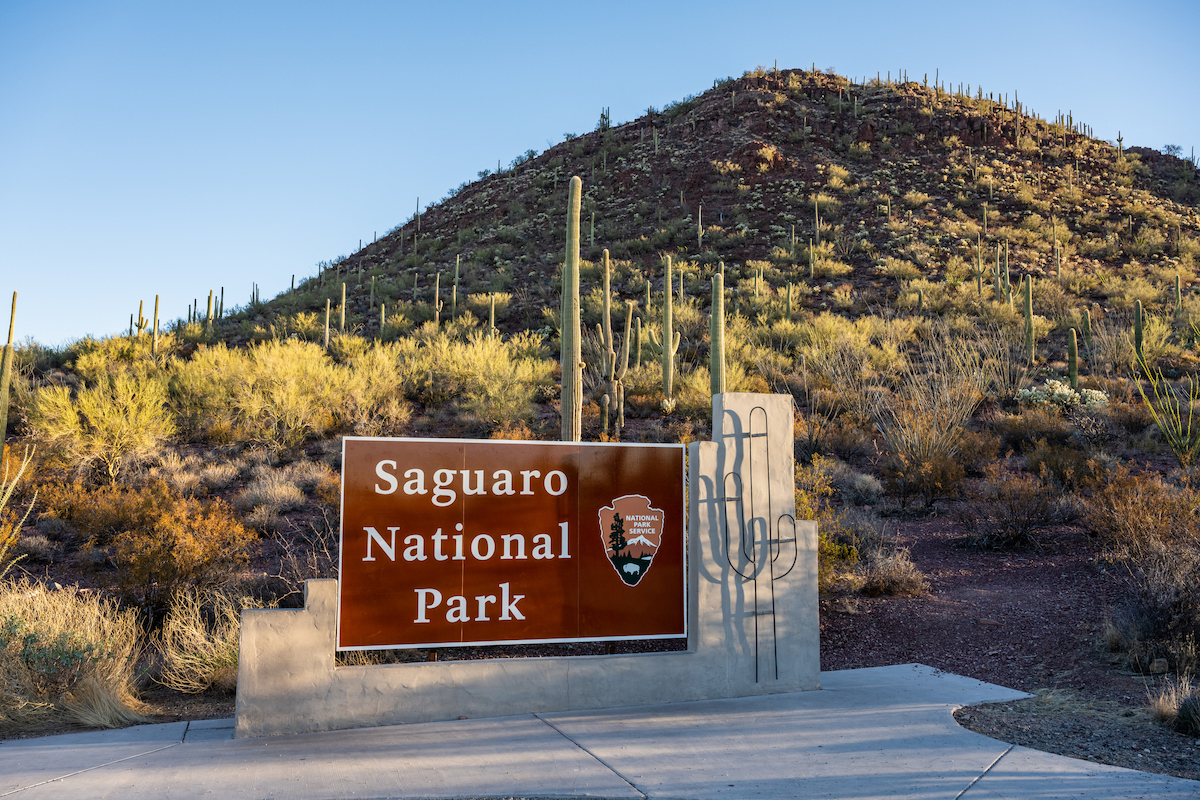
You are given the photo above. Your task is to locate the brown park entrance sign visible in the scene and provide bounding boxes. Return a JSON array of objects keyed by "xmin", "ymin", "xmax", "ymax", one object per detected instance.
[{"xmin": 337, "ymin": 438, "xmax": 686, "ymax": 650}]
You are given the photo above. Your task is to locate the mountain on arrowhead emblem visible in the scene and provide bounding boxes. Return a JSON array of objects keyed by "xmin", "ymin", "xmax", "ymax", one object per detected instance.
[{"xmin": 598, "ymin": 494, "xmax": 664, "ymax": 586}]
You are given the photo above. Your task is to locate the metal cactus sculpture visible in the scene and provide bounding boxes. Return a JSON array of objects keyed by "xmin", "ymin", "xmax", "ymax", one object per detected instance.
[{"xmin": 560, "ymin": 176, "xmax": 583, "ymax": 442}]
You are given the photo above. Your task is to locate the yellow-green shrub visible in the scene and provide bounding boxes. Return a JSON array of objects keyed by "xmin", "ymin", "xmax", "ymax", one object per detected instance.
[{"xmin": 29, "ymin": 374, "xmax": 174, "ymax": 482}]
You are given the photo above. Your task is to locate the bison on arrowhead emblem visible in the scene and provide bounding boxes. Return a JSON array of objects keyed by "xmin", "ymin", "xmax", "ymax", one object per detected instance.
[{"xmin": 598, "ymin": 494, "xmax": 664, "ymax": 586}]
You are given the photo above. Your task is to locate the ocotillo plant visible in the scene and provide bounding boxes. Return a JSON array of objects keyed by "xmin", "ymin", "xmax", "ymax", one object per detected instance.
[
  {"xmin": 649, "ymin": 255, "xmax": 682, "ymax": 409},
  {"xmin": 561, "ymin": 175, "xmax": 583, "ymax": 442},
  {"xmin": 1068, "ymin": 328, "xmax": 1079, "ymax": 391},
  {"xmin": 710, "ymin": 272, "xmax": 726, "ymax": 396},
  {"xmin": 0, "ymin": 292, "xmax": 14, "ymax": 478},
  {"xmin": 1024, "ymin": 277, "xmax": 1035, "ymax": 362}
]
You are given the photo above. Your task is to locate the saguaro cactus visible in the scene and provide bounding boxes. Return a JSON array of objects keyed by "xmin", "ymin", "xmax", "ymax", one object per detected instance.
[
  {"xmin": 710, "ymin": 272, "xmax": 726, "ymax": 396},
  {"xmin": 561, "ymin": 176, "xmax": 583, "ymax": 442},
  {"xmin": 597, "ymin": 250, "xmax": 631, "ymax": 436},
  {"xmin": 1134, "ymin": 299, "xmax": 1144, "ymax": 365},
  {"xmin": 0, "ymin": 292, "xmax": 14, "ymax": 478},
  {"xmin": 649, "ymin": 256, "xmax": 682, "ymax": 408},
  {"xmin": 1024, "ymin": 277, "xmax": 1035, "ymax": 363},
  {"xmin": 152, "ymin": 295, "xmax": 160, "ymax": 357},
  {"xmin": 1068, "ymin": 328, "xmax": 1079, "ymax": 391}
]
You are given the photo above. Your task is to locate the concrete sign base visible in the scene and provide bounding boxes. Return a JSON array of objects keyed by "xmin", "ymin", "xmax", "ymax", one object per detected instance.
[{"xmin": 235, "ymin": 393, "xmax": 819, "ymax": 737}]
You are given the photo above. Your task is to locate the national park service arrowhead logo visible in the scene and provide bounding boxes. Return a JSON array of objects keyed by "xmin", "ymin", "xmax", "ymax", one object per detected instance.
[{"xmin": 598, "ymin": 494, "xmax": 664, "ymax": 586}]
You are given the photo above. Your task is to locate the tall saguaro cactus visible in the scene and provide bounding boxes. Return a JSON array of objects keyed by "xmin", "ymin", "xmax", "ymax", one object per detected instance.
[
  {"xmin": 1024, "ymin": 277, "xmax": 1035, "ymax": 363},
  {"xmin": 0, "ymin": 292, "xmax": 14, "ymax": 477},
  {"xmin": 560, "ymin": 176, "xmax": 583, "ymax": 442},
  {"xmin": 1134, "ymin": 299, "xmax": 1144, "ymax": 365},
  {"xmin": 710, "ymin": 272, "xmax": 726, "ymax": 396},
  {"xmin": 649, "ymin": 256, "xmax": 682, "ymax": 408}
]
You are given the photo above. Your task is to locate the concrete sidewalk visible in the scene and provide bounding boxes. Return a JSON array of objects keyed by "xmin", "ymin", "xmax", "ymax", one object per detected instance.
[{"xmin": 2, "ymin": 664, "xmax": 1196, "ymax": 799}]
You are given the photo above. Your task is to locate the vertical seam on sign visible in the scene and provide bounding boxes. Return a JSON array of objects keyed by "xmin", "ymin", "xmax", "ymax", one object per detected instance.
[
  {"xmin": 953, "ymin": 744, "xmax": 1013, "ymax": 800},
  {"xmin": 0, "ymin": 743, "xmax": 182, "ymax": 797},
  {"xmin": 534, "ymin": 714, "xmax": 648, "ymax": 799}
]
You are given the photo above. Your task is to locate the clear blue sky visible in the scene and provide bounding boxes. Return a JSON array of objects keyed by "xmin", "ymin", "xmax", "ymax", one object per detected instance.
[{"xmin": 2, "ymin": 0, "xmax": 1196, "ymax": 346}]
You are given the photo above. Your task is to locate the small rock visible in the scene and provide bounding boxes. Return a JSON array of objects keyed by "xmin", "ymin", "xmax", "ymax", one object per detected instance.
[{"xmin": 979, "ymin": 618, "xmax": 1003, "ymax": 627}]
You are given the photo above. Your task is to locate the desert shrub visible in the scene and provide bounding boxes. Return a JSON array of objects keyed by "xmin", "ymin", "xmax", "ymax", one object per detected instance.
[
  {"xmin": 873, "ymin": 324, "xmax": 985, "ymax": 506},
  {"xmin": 38, "ymin": 480, "xmax": 176, "ymax": 547},
  {"xmin": 170, "ymin": 341, "xmax": 340, "ymax": 452},
  {"xmin": 113, "ymin": 495, "xmax": 255, "ymax": 616},
  {"xmin": 1082, "ymin": 461, "xmax": 1200, "ymax": 559},
  {"xmin": 1105, "ymin": 539, "xmax": 1200, "ymax": 676},
  {"xmin": 796, "ymin": 456, "xmax": 853, "ymax": 590},
  {"xmin": 29, "ymin": 374, "xmax": 174, "ymax": 482},
  {"xmin": 1023, "ymin": 438, "xmax": 1094, "ymax": 490},
  {"xmin": 0, "ymin": 579, "xmax": 145, "ymax": 730},
  {"xmin": 812, "ymin": 456, "xmax": 883, "ymax": 505},
  {"xmin": 155, "ymin": 589, "xmax": 272, "ymax": 694},
  {"xmin": 991, "ymin": 408, "xmax": 1072, "ymax": 453},
  {"xmin": 958, "ymin": 462, "xmax": 1061, "ymax": 548}
]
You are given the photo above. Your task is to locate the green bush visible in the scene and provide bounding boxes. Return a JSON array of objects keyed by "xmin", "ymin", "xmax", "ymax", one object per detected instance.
[{"xmin": 29, "ymin": 374, "xmax": 174, "ymax": 482}]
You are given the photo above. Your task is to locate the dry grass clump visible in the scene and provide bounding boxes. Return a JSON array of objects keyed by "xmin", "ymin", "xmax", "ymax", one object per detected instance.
[
  {"xmin": 155, "ymin": 589, "xmax": 272, "ymax": 694},
  {"xmin": 859, "ymin": 545, "xmax": 929, "ymax": 597},
  {"xmin": 0, "ymin": 579, "xmax": 145, "ymax": 730},
  {"xmin": 1148, "ymin": 675, "xmax": 1199, "ymax": 735}
]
